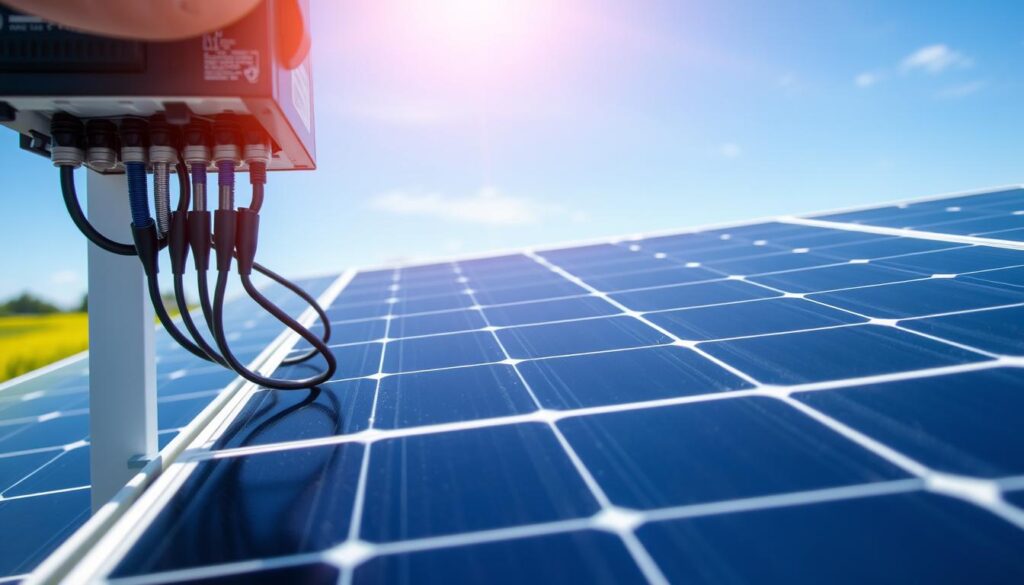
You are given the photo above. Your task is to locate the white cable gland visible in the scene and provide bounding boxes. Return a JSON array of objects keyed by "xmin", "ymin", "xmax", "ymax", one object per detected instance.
[
  {"xmin": 86, "ymin": 147, "xmax": 118, "ymax": 171},
  {"xmin": 120, "ymin": 145, "xmax": 148, "ymax": 164},
  {"xmin": 182, "ymin": 144, "xmax": 212, "ymax": 166},
  {"xmin": 148, "ymin": 144, "xmax": 178, "ymax": 165},
  {"xmin": 243, "ymin": 142, "xmax": 272, "ymax": 166},
  {"xmin": 50, "ymin": 145, "xmax": 84, "ymax": 168},
  {"xmin": 212, "ymin": 143, "xmax": 241, "ymax": 164}
]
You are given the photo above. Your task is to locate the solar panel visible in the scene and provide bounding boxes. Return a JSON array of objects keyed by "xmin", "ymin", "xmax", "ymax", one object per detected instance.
[
  {"xmin": 23, "ymin": 188, "xmax": 1024, "ymax": 583},
  {"xmin": 0, "ymin": 276, "xmax": 336, "ymax": 583}
]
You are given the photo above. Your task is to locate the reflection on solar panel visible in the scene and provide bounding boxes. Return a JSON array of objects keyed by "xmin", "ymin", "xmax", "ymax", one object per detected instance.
[
  {"xmin": 22, "ymin": 188, "xmax": 1024, "ymax": 583},
  {"xmin": 0, "ymin": 276, "xmax": 337, "ymax": 583}
]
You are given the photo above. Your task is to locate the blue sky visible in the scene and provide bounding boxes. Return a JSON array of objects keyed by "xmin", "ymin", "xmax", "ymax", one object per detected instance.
[{"xmin": 1, "ymin": 0, "xmax": 1023, "ymax": 306}]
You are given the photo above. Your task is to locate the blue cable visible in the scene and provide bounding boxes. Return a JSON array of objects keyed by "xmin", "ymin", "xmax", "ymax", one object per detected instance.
[
  {"xmin": 125, "ymin": 161, "xmax": 152, "ymax": 227},
  {"xmin": 217, "ymin": 159, "xmax": 234, "ymax": 188},
  {"xmin": 191, "ymin": 161, "xmax": 207, "ymax": 186}
]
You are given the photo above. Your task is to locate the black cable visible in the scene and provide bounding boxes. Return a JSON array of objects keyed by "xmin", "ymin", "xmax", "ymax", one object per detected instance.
[
  {"xmin": 142, "ymin": 255, "xmax": 216, "ymax": 363},
  {"xmin": 60, "ymin": 165, "xmax": 172, "ymax": 253},
  {"xmin": 168, "ymin": 158, "xmax": 228, "ymax": 365},
  {"xmin": 211, "ymin": 270, "xmax": 337, "ymax": 389},
  {"xmin": 60, "ymin": 166, "xmax": 136, "ymax": 256},
  {"xmin": 250, "ymin": 183, "xmax": 264, "ymax": 214},
  {"xmin": 253, "ymin": 261, "xmax": 332, "ymax": 365},
  {"xmin": 239, "ymin": 271, "xmax": 338, "ymax": 383},
  {"xmin": 179, "ymin": 159, "xmax": 328, "ymax": 365},
  {"xmin": 59, "ymin": 158, "xmax": 332, "ymax": 381},
  {"xmin": 174, "ymin": 273, "xmax": 226, "ymax": 365}
]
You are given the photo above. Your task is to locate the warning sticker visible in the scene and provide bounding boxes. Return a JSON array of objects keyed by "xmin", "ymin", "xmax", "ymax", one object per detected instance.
[{"xmin": 202, "ymin": 31, "xmax": 260, "ymax": 84}]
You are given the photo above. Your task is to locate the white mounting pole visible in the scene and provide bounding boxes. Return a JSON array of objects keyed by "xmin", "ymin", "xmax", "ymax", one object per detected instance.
[{"xmin": 86, "ymin": 170, "xmax": 157, "ymax": 512}]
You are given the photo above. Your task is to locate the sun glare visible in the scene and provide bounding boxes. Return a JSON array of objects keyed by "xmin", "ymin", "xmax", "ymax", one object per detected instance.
[{"xmin": 397, "ymin": 0, "xmax": 554, "ymax": 60}]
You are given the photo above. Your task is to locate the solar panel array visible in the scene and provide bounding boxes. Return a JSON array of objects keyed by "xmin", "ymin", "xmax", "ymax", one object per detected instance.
[
  {"xmin": 22, "ymin": 188, "xmax": 1024, "ymax": 583},
  {"xmin": 0, "ymin": 276, "xmax": 336, "ymax": 584}
]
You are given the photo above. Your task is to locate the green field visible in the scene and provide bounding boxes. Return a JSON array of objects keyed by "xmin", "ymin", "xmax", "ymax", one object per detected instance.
[{"xmin": 0, "ymin": 313, "xmax": 89, "ymax": 383}]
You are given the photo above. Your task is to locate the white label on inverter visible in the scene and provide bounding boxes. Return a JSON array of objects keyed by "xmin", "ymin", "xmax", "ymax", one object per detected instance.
[
  {"xmin": 291, "ymin": 59, "xmax": 312, "ymax": 132},
  {"xmin": 202, "ymin": 31, "xmax": 260, "ymax": 84}
]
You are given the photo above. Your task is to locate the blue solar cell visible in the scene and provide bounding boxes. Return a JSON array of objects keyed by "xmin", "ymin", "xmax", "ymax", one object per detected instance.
[
  {"xmin": 216, "ymin": 380, "xmax": 375, "ymax": 450},
  {"xmin": 113, "ymin": 443, "xmax": 364, "ymax": 576},
  {"xmin": 467, "ymin": 265, "xmax": 564, "ymax": 281},
  {"xmin": 158, "ymin": 395, "xmax": 219, "ymax": 430},
  {"xmin": 700, "ymin": 324, "xmax": 987, "ymax": 384},
  {"xmin": 916, "ymin": 213, "xmax": 1024, "ymax": 235},
  {"xmin": 660, "ymin": 243, "xmax": 776, "ymax": 263},
  {"xmin": 963, "ymin": 265, "xmax": 1024, "ymax": 289},
  {"xmin": 1006, "ymin": 490, "xmax": 1024, "ymax": 508},
  {"xmin": 0, "ymin": 414, "xmax": 87, "ymax": 452},
  {"xmin": 395, "ymin": 293, "xmax": 474, "ymax": 315},
  {"xmin": 0, "ymin": 489, "xmax": 90, "ymax": 577},
  {"xmin": 460, "ymin": 254, "xmax": 539, "ymax": 271},
  {"xmin": 560, "ymin": 398, "xmax": 905, "ymax": 509},
  {"xmin": 497, "ymin": 316, "xmax": 671, "ymax": 359},
  {"xmin": 361, "ymin": 423, "xmax": 599, "ymax": 542},
  {"xmin": 518, "ymin": 345, "xmax": 751, "ymax": 409},
  {"xmin": 0, "ymin": 450, "xmax": 58, "ymax": 494},
  {"xmin": 901, "ymin": 305, "xmax": 1024, "ymax": 355},
  {"xmin": 808, "ymin": 277, "xmax": 1024, "ymax": 319},
  {"xmin": 816, "ymin": 237, "xmax": 963, "ymax": 261},
  {"xmin": 770, "ymin": 229, "xmax": 885, "ymax": 248},
  {"xmin": 472, "ymin": 281, "xmax": 588, "ymax": 305},
  {"xmin": 388, "ymin": 309, "xmax": 486, "ymax": 337},
  {"xmin": 280, "ymin": 342, "xmax": 381, "ymax": 380},
  {"xmin": 158, "ymin": 369, "xmax": 238, "ymax": 397},
  {"xmin": 0, "ymin": 391, "xmax": 89, "ymax": 421},
  {"xmin": 326, "ymin": 302, "xmax": 390, "ymax": 322},
  {"xmin": 748, "ymin": 262, "xmax": 923, "ymax": 293},
  {"xmin": 4, "ymin": 446, "xmax": 88, "ymax": 497},
  {"xmin": 647, "ymin": 297, "xmax": 864, "ymax": 341},
  {"xmin": 611, "ymin": 279, "xmax": 779, "ymax": 312},
  {"xmin": 796, "ymin": 368, "xmax": 1024, "ymax": 476},
  {"xmin": 638, "ymin": 492, "xmax": 1024, "ymax": 585},
  {"xmin": 875, "ymin": 245, "xmax": 1024, "ymax": 274},
  {"xmin": 482, "ymin": 295, "xmax": 619, "ymax": 327},
  {"xmin": 294, "ymin": 318, "xmax": 386, "ymax": 349},
  {"xmin": 567, "ymin": 256, "xmax": 685, "ymax": 278},
  {"xmin": 540, "ymin": 243, "xmax": 631, "ymax": 264},
  {"xmin": 395, "ymin": 281, "xmax": 466, "ymax": 298},
  {"xmin": 376, "ymin": 364, "xmax": 535, "ymax": 428},
  {"xmin": 582, "ymin": 265, "xmax": 720, "ymax": 291},
  {"xmin": 705, "ymin": 250, "xmax": 841, "ymax": 274},
  {"xmin": 353, "ymin": 531, "xmax": 645, "ymax": 584},
  {"xmin": 384, "ymin": 331, "xmax": 503, "ymax": 373}
]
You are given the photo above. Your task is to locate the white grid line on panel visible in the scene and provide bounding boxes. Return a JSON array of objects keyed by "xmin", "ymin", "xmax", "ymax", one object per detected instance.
[{"xmin": 337, "ymin": 268, "xmax": 399, "ymax": 585}]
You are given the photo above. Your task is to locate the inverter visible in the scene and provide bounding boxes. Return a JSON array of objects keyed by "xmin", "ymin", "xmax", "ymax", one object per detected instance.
[{"xmin": 0, "ymin": 0, "xmax": 315, "ymax": 172}]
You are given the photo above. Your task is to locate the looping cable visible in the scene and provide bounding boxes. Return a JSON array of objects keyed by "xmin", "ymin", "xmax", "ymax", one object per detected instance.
[{"xmin": 56, "ymin": 155, "xmax": 335, "ymax": 390}]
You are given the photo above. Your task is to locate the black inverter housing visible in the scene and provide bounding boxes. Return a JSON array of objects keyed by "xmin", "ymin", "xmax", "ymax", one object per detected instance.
[{"xmin": 0, "ymin": 0, "xmax": 315, "ymax": 172}]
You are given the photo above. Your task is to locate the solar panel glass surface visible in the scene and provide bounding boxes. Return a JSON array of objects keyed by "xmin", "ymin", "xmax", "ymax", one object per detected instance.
[{"xmin": 18, "ymin": 190, "xmax": 1024, "ymax": 584}]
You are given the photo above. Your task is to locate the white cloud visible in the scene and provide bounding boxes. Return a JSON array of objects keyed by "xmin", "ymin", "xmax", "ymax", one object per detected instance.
[
  {"xmin": 368, "ymin": 187, "xmax": 585, "ymax": 226},
  {"xmin": 718, "ymin": 143, "xmax": 742, "ymax": 159},
  {"xmin": 854, "ymin": 72, "xmax": 880, "ymax": 88},
  {"xmin": 900, "ymin": 44, "xmax": 972, "ymax": 74},
  {"xmin": 935, "ymin": 80, "xmax": 986, "ymax": 99},
  {"xmin": 49, "ymin": 270, "xmax": 80, "ymax": 286}
]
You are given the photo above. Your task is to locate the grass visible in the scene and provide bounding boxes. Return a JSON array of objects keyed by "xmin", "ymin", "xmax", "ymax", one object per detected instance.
[{"xmin": 0, "ymin": 313, "xmax": 89, "ymax": 383}]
